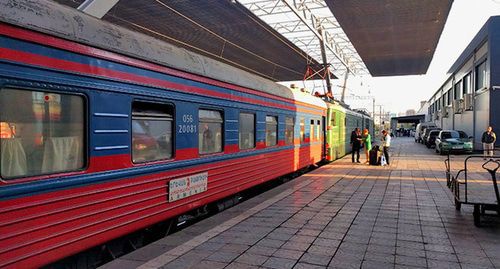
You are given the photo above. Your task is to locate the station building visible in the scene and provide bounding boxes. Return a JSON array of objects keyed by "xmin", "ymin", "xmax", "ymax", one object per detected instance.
[{"xmin": 426, "ymin": 16, "xmax": 500, "ymax": 149}]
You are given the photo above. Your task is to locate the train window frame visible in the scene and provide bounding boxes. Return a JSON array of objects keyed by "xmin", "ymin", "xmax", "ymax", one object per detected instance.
[
  {"xmin": 131, "ymin": 101, "xmax": 174, "ymax": 164},
  {"xmin": 199, "ymin": 108, "xmax": 224, "ymax": 155},
  {"xmin": 316, "ymin": 119, "xmax": 321, "ymax": 141},
  {"xmin": 331, "ymin": 111, "xmax": 337, "ymax": 127},
  {"xmin": 285, "ymin": 116, "xmax": 294, "ymax": 145},
  {"xmin": 299, "ymin": 117, "xmax": 305, "ymax": 143},
  {"xmin": 239, "ymin": 112, "xmax": 255, "ymax": 150},
  {"xmin": 310, "ymin": 119, "xmax": 315, "ymax": 141},
  {"xmin": 265, "ymin": 115, "xmax": 278, "ymax": 147},
  {"xmin": 0, "ymin": 86, "xmax": 88, "ymax": 180}
]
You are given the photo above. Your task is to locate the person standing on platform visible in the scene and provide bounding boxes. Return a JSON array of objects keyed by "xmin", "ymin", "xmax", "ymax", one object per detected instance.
[
  {"xmin": 350, "ymin": 128, "xmax": 362, "ymax": 163},
  {"xmin": 481, "ymin": 126, "xmax": 496, "ymax": 160},
  {"xmin": 362, "ymin": 129, "xmax": 372, "ymax": 164},
  {"xmin": 381, "ymin": 130, "xmax": 391, "ymax": 165}
]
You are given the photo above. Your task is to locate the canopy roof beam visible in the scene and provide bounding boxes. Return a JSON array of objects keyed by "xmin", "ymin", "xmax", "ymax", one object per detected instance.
[{"xmin": 77, "ymin": 0, "xmax": 120, "ymax": 19}]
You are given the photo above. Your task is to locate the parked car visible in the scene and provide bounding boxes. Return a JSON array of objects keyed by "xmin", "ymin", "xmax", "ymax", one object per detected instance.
[
  {"xmin": 425, "ymin": 130, "xmax": 441, "ymax": 148},
  {"xmin": 415, "ymin": 122, "xmax": 436, "ymax": 143},
  {"xmin": 435, "ymin": 130, "xmax": 473, "ymax": 155},
  {"xmin": 423, "ymin": 127, "xmax": 441, "ymax": 147}
]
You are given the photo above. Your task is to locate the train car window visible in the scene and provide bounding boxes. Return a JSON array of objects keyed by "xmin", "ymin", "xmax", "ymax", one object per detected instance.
[
  {"xmin": 331, "ymin": 111, "xmax": 337, "ymax": 126},
  {"xmin": 0, "ymin": 88, "xmax": 85, "ymax": 178},
  {"xmin": 265, "ymin": 116, "xmax": 278, "ymax": 146},
  {"xmin": 199, "ymin": 109, "xmax": 223, "ymax": 154},
  {"xmin": 300, "ymin": 118, "xmax": 305, "ymax": 142},
  {"xmin": 285, "ymin": 117, "xmax": 294, "ymax": 145},
  {"xmin": 310, "ymin": 119, "xmax": 315, "ymax": 141},
  {"xmin": 132, "ymin": 102, "xmax": 173, "ymax": 163},
  {"xmin": 316, "ymin": 119, "xmax": 321, "ymax": 140},
  {"xmin": 239, "ymin": 113, "xmax": 255, "ymax": 150}
]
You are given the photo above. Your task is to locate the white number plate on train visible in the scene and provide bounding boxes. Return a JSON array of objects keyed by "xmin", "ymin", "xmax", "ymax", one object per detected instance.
[
  {"xmin": 452, "ymin": 146, "xmax": 463, "ymax": 149},
  {"xmin": 168, "ymin": 172, "xmax": 208, "ymax": 202}
]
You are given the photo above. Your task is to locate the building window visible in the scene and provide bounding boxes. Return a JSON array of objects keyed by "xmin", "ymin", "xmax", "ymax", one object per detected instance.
[
  {"xmin": 463, "ymin": 72, "xmax": 471, "ymax": 95},
  {"xmin": 239, "ymin": 113, "xmax": 255, "ymax": 150},
  {"xmin": 454, "ymin": 81, "xmax": 462, "ymax": 100},
  {"xmin": 300, "ymin": 118, "xmax": 305, "ymax": 142},
  {"xmin": 0, "ymin": 88, "xmax": 85, "ymax": 178},
  {"xmin": 265, "ymin": 116, "xmax": 277, "ymax": 146},
  {"xmin": 285, "ymin": 116, "xmax": 294, "ymax": 145},
  {"xmin": 475, "ymin": 60, "xmax": 486, "ymax": 91},
  {"xmin": 199, "ymin": 109, "xmax": 223, "ymax": 154},
  {"xmin": 132, "ymin": 102, "xmax": 173, "ymax": 163},
  {"xmin": 447, "ymin": 89, "xmax": 452, "ymax": 105}
]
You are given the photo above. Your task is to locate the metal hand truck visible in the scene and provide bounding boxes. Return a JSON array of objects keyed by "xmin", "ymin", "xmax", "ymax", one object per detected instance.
[{"xmin": 446, "ymin": 155, "xmax": 500, "ymax": 226}]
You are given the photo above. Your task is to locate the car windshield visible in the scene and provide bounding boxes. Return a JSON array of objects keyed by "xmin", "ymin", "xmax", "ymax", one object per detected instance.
[
  {"xmin": 458, "ymin": 131, "xmax": 468, "ymax": 139},
  {"xmin": 429, "ymin": 131, "xmax": 439, "ymax": 137},
  {"xmin": 441, "ymin": 131, "xmax": 461, "ymax": 139}
]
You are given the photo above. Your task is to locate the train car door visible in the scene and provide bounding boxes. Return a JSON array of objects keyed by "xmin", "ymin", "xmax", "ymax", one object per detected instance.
[{"xmin": 322, "ymin": 116, "xmax": 326, "ymax": 159}]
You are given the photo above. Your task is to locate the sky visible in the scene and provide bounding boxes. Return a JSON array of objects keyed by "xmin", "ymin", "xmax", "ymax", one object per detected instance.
[{"xmin": 283, "ymin": 0, "xmax": 500, "ymax": 115}]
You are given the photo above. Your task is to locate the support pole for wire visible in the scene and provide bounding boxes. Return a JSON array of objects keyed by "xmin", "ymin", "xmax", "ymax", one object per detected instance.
[
  {"xmin": 341, "ymin": 71, "xmax": 349, "ymax": 103},
  {"xmin": 318, "ymin": 28, "xmax": 332, "ymax": 96}
]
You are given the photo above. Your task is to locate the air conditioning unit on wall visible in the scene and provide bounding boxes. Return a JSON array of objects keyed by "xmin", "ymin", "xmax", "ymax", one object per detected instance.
[
  {"xmin": 464, "ymin": 94, "xmax": 473, "ymax": 111},
  {"xmin": 453, "ymin": 99, "xmax": 462, "ymax": 114},
  {"xmin": 441, "ymin": 108, "xmax": 449, "ymax": 118}
]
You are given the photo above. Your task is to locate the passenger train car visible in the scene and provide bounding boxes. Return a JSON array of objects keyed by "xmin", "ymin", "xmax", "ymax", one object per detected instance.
[{"xmin": 0, "ymin": 1, "xmax": 372, "ymax": 268}]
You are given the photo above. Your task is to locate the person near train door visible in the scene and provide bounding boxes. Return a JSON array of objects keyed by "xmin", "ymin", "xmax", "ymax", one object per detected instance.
[
  {"xmin": 362, "ymin": 129, "xmax": 372, "ymax": 164},
  {"xmin": 481, "ymin": 126, "xmax": 496, "ymax": 160},
  {"xmin": 350, "ymin": 128, "xmax": 362, "ymax": 163},
  {"xmin": 381, "ymin": 130, "xmax": 391, "ymax": 165}
]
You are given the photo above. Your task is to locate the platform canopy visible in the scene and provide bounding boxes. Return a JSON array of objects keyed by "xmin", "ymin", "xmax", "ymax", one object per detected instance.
[
  {"xmin": 326, "ymin": 0, "xmax": 453, "ymax": 77},
  {"xmin": 55, "ymin": 0, "xmax": 452, "ymax": 81},
  {"xmin": 54, "ymin": 0, "xmax": 336, "ymax": 82}
]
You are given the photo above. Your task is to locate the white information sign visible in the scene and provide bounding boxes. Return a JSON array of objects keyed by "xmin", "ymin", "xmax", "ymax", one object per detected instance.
[{"xmin": 168, "ymin": 172, "xmax": 208, "ymax": 202}]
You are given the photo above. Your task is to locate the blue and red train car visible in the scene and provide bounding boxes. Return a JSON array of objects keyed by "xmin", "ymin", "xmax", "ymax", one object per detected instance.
[{"xmin": 0, "ymin": 2, "xmax": 331, "ymax": 268}]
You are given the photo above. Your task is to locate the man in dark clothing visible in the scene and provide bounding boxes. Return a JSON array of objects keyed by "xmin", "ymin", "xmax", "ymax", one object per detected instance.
[
  {"xmin": 351, "ymin": 128, "xmax": 361, "ymax": 163},
  {"xmin": 481, "ymin": 126, "xmax": 496, "ymax": 159}
]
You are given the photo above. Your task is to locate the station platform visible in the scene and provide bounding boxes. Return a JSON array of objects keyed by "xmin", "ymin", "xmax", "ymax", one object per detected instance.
[{"xmin": 101, "ymin": 138, "xmax": 500, "ymax": 269}]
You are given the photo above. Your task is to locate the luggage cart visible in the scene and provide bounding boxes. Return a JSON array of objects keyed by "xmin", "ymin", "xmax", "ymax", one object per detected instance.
[{"xmin": 447, "ymin": 155, "xmax": 500, "ymax": 226}]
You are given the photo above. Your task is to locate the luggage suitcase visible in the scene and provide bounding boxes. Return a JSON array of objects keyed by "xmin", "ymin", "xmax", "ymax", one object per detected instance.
[{"xmin": 369, "ymin": 149, "xmax": 379, "ymax": 165}]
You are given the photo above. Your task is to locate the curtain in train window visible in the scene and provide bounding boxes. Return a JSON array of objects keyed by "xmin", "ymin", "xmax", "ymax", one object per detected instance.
[
  {"xmin": 0, "ymin": 88, "xmax": 85, "ymax": 178},
  {"xmin": 285, "ymin": 116, "xmax": 294, "ymax": 145},
  {"xmin": 239, "ymin": 113, "xmax": 255, "ymax": 150},
  {"xmin": 265, "ymin": 116, "xmax": 277, "ymax": 146},
  {"xmin": 132, "ymin": 102, "xmax": 173, "ymax": 163},
  {"xmin": 199, "ymin": 109, "xmax": 223, "ymax": 154}
]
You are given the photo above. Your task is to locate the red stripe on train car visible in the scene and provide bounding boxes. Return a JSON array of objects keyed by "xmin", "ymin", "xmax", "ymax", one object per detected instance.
[
  {"xmin": 0, "ymin": 48, "xmax": 298, "ymax": 112},
  {"xmin": 0, "ymin": 145, "xmax": 323, "ymax": 268}
]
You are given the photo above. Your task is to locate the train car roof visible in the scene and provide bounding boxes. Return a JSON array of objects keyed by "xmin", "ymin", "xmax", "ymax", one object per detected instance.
[{"xmin": 0, "ymin": 0, "xmax": 326, "ymax": 109}]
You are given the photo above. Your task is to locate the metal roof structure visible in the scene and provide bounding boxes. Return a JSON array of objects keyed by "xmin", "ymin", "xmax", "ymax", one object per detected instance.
[
  {"xmin": 327, "ymin": 0, "xmax": 453, "ymax": 77},
  {"xmin": 53, "ymin": 0, "xmax": 452, "ymax": 82},
  {"xmin": 54, "ymin": 0, "xmax": 347, "ymax": 81}
]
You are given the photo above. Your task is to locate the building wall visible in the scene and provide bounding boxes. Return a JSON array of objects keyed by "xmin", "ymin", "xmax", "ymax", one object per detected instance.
[
  {"xmin": 488, "ymin": 17, "xmax": 500, "ymax": 147},
  {"xmin": 426, "ymin": 17, "xmax": 500, "ymax": 150}
]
